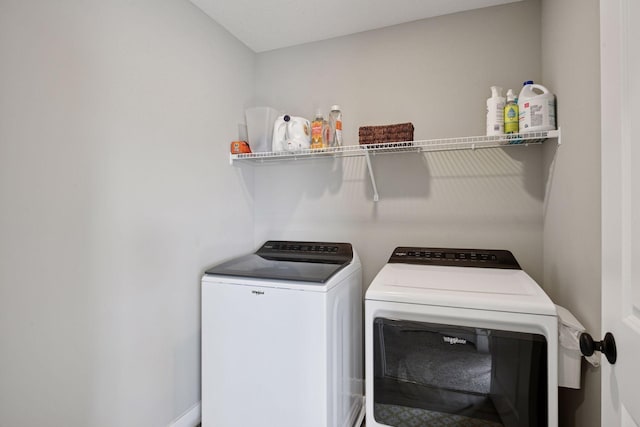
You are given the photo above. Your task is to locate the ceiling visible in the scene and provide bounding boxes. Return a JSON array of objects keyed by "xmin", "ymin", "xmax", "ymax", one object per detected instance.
[{"xmin": 190, "ymin": 0, "xmax": 523, "ymax": 53}]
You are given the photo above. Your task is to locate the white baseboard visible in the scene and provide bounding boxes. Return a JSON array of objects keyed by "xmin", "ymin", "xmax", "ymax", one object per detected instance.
[
  {"xmin": 169, "ymin": 399, "xmax": 363, "ymax": 427},
  {"xmin": 168, "ymin": 401, "xmax": 201, "ymax": 427},
  {"xmin": 354, "ymin": 396, "xmax": 366, "ymax": 427}
]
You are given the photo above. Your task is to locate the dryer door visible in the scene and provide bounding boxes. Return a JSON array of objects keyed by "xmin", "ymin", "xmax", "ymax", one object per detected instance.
[{"xmin": 371, "ymin": 318, "xmax": 548, "ymax": 427}]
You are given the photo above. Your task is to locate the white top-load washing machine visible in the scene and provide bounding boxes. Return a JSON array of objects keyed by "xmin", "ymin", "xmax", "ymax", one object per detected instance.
[
  {"xmin": 202, "ymin": 241, "xmax": 364, "ymax": 427},
  {"xmin": 365, "ymin": 247, "xmax": 558, "ymax": 427}
]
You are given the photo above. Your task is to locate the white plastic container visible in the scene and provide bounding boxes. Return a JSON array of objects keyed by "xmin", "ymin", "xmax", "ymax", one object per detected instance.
[
  {"xmin": 486, "ymin": 86, "xmax": 505, "ymax": 135},
  {"xmin": 518, "ymin": 83, "xmax": 556, "ymax": 132},
  {"xmin": 271, "ymin": 114, "xmax": 311, "ymax": 152},
  {"xmin": 556, "ymin": 304, "xmax": 586, "ymax": 389},
  {"xmin": 245, "ymin": 107, "xmax": 280, "ymax": 152}
]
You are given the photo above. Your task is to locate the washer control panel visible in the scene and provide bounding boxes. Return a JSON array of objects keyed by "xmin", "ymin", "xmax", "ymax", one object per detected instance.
[
  {"xmin": 261, "ymin": 242, "xmax": 340, "ymax": 253},
  {"xmin": 257, "ymin": 240, "xmax": 353, "ymax": 264}
]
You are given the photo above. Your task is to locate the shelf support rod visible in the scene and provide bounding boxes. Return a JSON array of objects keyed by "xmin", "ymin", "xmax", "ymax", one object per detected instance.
[{"xmin": 364, "ymin": 150, "xmax": 380, "ymax": 202}]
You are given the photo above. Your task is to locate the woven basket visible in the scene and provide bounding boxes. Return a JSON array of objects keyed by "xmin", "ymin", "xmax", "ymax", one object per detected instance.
[{"xmin": 359, "ymin": 122, "xmax": 414, "ymax": 145}]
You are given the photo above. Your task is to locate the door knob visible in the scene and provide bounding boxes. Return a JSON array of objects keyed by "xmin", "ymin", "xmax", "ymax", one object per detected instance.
[{"xmin": 579, "ymin": 332, "xmax": 617, "ymax": 364}]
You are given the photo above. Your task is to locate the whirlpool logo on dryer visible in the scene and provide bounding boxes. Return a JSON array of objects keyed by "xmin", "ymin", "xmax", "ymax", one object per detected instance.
[
  {"xmin": 443, "ymin": 336, "xmax": 467, "ymax": 345},
  {"xmin": 251, "ymin": 290, "xmax": 265, "ymax": 295}
]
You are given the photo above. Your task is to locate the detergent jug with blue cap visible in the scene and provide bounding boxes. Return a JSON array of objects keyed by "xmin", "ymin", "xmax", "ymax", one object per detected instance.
[
  {"xmin": 272, "ymin": 114, "xmax": 311, "ymax": 152},
  {"xmin": 518, "ymin": 81, "xmax": 556, "ymax": 132}
]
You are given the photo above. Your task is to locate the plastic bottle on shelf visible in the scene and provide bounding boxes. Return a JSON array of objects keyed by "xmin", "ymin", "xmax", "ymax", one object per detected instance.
[
  {"xmin": 504, "ymin": 89, "xmax": 519, "ymax": 134},
  {"xmin": 328, "ymin": 105, "xmax": 343, "ymax": 147},
  {"xmin": 311, "ymin": 110, "xmax": 327, "ymax": 149},
  {"xmin": 486, "ymin": 86, "xmax": 505, "ymax": 136},
  {"xmin": 518, "ymin": 81, "xmax": 556, "ymax": 132}
]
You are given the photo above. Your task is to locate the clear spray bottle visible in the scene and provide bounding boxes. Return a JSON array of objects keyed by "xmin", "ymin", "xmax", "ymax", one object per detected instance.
[{"xmin": 329, "ymin": 105, "xmax": 343, "ymax": 147}]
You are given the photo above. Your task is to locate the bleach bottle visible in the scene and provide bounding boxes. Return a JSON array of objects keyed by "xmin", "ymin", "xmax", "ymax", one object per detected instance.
[
  {"xmin": 486, "ymin": 86, "xmax": 505, "ymax": 135},
  {"xmin": 518, "ymin": 81, "xmax": 556, "ymax": 132}
]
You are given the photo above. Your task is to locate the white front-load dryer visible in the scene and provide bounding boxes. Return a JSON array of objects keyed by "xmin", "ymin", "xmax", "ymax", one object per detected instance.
[
  {"xmin": 365, "ymin": 247, "xmax": 558, "ymax": 427},
  {"xmin": 202, "ymin": 241, "xmax": 364, "ymax": 427}
]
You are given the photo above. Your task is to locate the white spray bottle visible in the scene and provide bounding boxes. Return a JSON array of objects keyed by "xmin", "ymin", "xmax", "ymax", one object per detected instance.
[{"xmin": 486, "ymin": 86, "xmax": 505, "ymax": 136}]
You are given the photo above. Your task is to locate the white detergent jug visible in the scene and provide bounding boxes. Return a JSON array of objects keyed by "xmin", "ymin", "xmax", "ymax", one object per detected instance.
[
  {"xmin": 518, "ymin": 83, "xmax": 556, "ymax": 132},
  {"xmin": 272, "ymin": 114, "xmax": 311, "ymax": 152}
]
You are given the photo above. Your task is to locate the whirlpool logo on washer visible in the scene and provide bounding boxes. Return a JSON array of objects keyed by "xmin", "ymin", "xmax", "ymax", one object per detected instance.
[
  {"xmin": 251, "ymin": 290, "xmax": 265, "ymax": 295},
  {"xmin": 443, "ymin": 336, "xmax": 467, "ymax": 345}
]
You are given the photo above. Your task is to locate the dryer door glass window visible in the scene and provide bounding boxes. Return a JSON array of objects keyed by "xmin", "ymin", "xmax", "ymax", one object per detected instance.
[{"xmin": 373, "ymin": 318, "xmax": 548, "ymax": 427}]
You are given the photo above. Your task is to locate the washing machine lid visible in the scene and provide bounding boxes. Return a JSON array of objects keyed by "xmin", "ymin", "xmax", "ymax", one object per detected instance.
[
  {"xmin": 204, "ymin": 241, "xmax": 353, "ymax": 284},
  {"xmin": 366, "ymin": 247, "xmax": 556, "ymax": 316}
]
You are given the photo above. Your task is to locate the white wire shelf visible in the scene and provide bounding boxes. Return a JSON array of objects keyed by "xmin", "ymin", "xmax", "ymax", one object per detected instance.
[
  {"xmin": 229, "ymin": 128, "xmax": 560, "ymax": 202},
  {"xmin": 229, "ymin": 129, "xmax": 560, "ymax": 164}
]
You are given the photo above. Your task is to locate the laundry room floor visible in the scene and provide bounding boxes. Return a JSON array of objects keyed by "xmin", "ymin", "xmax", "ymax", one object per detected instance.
[{"xmin": 195, "ymin": 420, "xmax": 366, "ymax": 426}]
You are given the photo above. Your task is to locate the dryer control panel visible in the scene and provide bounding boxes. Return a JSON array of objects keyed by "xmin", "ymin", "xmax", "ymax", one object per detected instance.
[{"xmin": 389, "ymin": 247, "xmax": 520, "ymax": 269}]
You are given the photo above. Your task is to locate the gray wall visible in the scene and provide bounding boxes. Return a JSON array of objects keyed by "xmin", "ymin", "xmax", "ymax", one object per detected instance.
[
  {"xmin": 541, "ymin": 0, "xmax": 602, "ymax": 426},
  {"xmin": 252, "ymin": 0, "xmax": 545, "ymax": 287},
  {"xmin": 0, "ymin": 1, "xmax": 255, "ymax": 426}
]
